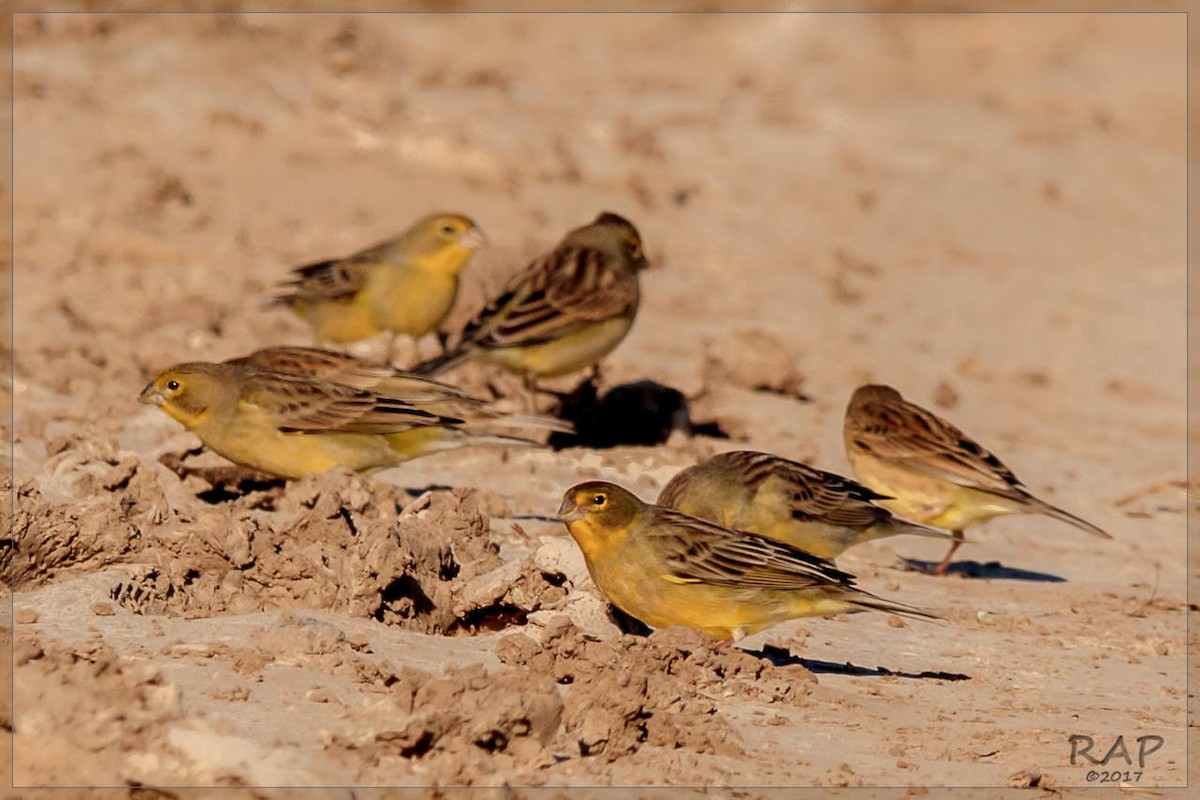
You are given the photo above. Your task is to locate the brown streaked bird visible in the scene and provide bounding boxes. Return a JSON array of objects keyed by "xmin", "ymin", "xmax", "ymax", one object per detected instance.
[
  {"xmin": 138, "ymin": 361, "xmax": 545, "ymax": 480},
  {"xmin": 410, "ymin": 212, "xmax": 648, "ymax": 385},
  {"xmin": 657, "ymin": 450, "xmax": 956, "ymax": 561},
  {"xmin": 843, "ymin": 383, "xmax": 1110, "ymax": 575},
  {"xmin": 227, "ymin": 346, "xmax": 574, "ymax": 436},
  {"xmin": 274, "ymin": 212, "xmax": 484, "ymax": 345},
  {"xmin": 558, "ymin": 481, "xmax": 936, "ymax": 644}
]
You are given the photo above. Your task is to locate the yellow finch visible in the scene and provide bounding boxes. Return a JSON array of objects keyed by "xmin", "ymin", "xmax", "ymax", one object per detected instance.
[
  {"xmin": 138, "ymin": 361, "xmax": 543, "ymax": 480},
  {"xmin": 275, "ymin": 213, "xmax": 484, "ymax": 344},
  {"xmin": 411, "ymin": 212, "xmax": 648, "ymax": 383},
  {"xmin": 226, "ymin": 346, "xmax": 574, "ymax": 435},
  {"xmin": 657, "ymin": 450, "xmax": 956, "ymax": 560},
  {"xmin": 843, "ymin": 384, "xmax": 1110, "ymax": 575},
  {"xmin": 557, "ymin": 481, "xmax": 934, "ymax": 644}
]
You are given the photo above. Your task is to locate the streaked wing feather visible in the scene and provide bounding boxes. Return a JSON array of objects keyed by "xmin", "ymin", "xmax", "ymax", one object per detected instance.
[
  {"xmin": 650, "ymin": 508, "xmax": 854, "ymax": 590},
  {"xmin": 230, "ymin": 347, "xmax": 468, "ymax": 402},
  {"xmin": 718, "ymin": 451, "xmax": 892, "ymax": 529},
  {"xmin": 279, "ymin": 242, "xmax": 395, "ymax": 301},
  {"xmin": 240, "ymin": 372, "xmax": 456, "ymax": 435},
  {"xmin": 459, "ymin": 245, "xmax": 637, "ymax": 349},
  {"xmin": 852, "ymin": 400, "xmax": 1028, "ymax": 498}
]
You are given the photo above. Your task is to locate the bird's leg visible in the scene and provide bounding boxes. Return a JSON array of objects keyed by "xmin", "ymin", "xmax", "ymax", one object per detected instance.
[
  {"xmin": 387, "ymin": 333, "xmax": 425, "ymax": 369},
  {"xmin": 714, "ymin": 627, "xmax": 746, "ymax": 649},
  {"xmin": 929, "ymin": 530, "xmax": 964, "ymax": 576},
  {"xmin": 384, "ymin": 332, "xmax": 401, "ymax": 366}
]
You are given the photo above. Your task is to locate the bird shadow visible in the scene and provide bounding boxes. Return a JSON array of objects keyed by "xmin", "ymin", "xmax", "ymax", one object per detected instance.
[
  {"xmin": 547, "ymin": 377, "xmax": 727, "ymax": 449},
  {"xmin": 157, "ymin": 452, "xmax": 285, "ymax": 505},
  {"xmin": 753, "ymin": 644, "xmax": 971, "ymax": 681},
  {"xmin": 898, "ymin": 558, "xmax": 1067, "ymax": 583},
  {"xmin": 610, "ymin": 605, "xmax": 655, "ymax": 637}
]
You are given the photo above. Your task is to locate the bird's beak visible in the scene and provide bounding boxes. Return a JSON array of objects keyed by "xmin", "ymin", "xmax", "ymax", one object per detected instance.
[
  {"xmin": 461, "ymin": 226, "xmax": 487, "ymax": 250},
  {"xmin": 555, "ymin": 497, "xmax": 584, "ymax": 523},
  {"xmin": 139, "ymin": 382, "xmax": 164, "ymax": 406}
]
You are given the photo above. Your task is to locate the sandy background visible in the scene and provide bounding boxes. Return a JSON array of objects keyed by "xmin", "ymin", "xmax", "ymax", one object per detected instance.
[{"xmin": 5, "ymin": 5, "xmax": 1193, "ymax": 798}]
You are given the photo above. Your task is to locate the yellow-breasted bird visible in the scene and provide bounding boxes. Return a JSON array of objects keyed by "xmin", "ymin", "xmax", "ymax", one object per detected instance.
[
  {"xmin": 274, "ymin": 213, "xmax": 484, "ymax": 344},
  {"xmin": 226, "ymin": 346, "xmax": 574, "ymax": 436},
  {"xmin": 557, "ymin": 481, "xmax": 935, "ymax": 644},
  {"xmin": 843, "ymin": 384, "xmax": 1110, "ymax": 575},
  {"xmin": 410, "ymin": 212, "xmax": 648, "ymax": 384},
  {"xmin": 138, "ymin": 361, "xmax": 546, "ymax": 480},
  {"xmin": 657, "ymin": 450, "xmax": 956, "ymax": 560}
]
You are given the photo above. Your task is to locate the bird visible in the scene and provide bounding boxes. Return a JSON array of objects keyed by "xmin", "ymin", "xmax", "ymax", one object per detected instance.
[
  {"xmin": 226, "ymin": 346, "xmax": 574, "ymax": 435},
  {"xmin": 138, "ymin": 361, "xmax": 546, "ymax": 480},
  {"xmin": 556, "ymin": 481, "xmax": 935, "ymax": 644},
  {"xmin": 657, "ymin": 450, "xmax": 957, "ymax": 560},
  {"xmin": 273, "ymin": 212, "xmax": 484, "ymax": 346},
  {"xmin": 410, "ymin": 212, "xmax": 648, "ymax": 387},
  {"xmin": 843, "ymin": 383, "xmax": 1110, "ymax": 575}
]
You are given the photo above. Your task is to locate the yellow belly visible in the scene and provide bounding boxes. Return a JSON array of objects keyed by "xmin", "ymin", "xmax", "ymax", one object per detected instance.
[
  {"xmin": 195, "ymin": 413, "xmax": 401, "ymax": 479},
  {"xmin": 846, "ymin": 450, "xmax": 1017, "ymax": 531},
  {"xmin": 368, "ymin": 268, "xmax": 458, "ymax": 338},
  {"xmin": 291, "ymin": 268, "xmax": 458, "ymax": 343},
  {"xmin": 289, "ymin": 294, "xmax": 378, "ymax": 343},
  {"xmin": 481, "ymin": 314, "xmax": 636, "ymax": 379},
  {"xmin": 743, "ymin": 516, "xmax": 856, "ymax": 560},
  {"xmin": 586, "ymin": 541, "xmax": 861, "ymax": 641}
]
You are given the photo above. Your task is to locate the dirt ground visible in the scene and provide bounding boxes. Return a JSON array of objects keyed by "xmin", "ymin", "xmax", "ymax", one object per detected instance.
[{"xmin": 5, "ymin": 6, "xmax": 1192, "ymax": 798}]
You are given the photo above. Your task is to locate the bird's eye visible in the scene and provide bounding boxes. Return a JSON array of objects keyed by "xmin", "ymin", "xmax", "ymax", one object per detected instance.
[
  {"xmin": 439, "ymin": 223, "xmax": 458, "ymax": 236},
  {"xmin": 627, "ymin": 240, "xmax": 642, "ymax": 259},
  {"xmin": 166, "ymin": 380, "xmax": 180, "ymax": 391},
  {"xmin": 591, "ymin": 494, "xmax": 606, "ymax": 506}
]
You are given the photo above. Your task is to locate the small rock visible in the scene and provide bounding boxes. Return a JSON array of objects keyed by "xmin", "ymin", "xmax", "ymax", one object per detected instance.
[
  {"xmin": 305, "ymin": 687, "xmax": 339, "ymax": 704},
  {"xmin": 932, "ymin": 381, "xmax": 959, "ymax": 409},
  {"xmin": 1008, "ymin": 771, "xmax": 1054, "ymax": 788},
  {"xmin": 346, "ymin": 629, "xmax": 372, "ymax": 653}
]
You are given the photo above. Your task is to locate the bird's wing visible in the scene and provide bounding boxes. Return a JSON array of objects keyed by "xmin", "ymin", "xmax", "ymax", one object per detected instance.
[
  {"xmin": 276, "ymin": 239, "xmax": 399, "ymax": 302},
  {"xmin": 458, "ymin": 244, "xmax": 638, "ymax": 350},
  {"xmin": 239, "ymin": 371, "xmax": 458, "ymax": 435},
  {"xmin": 650, "ymin": 508, "xmax": 856, "ymax": 590},
  {"xmin": 849, "ymin": 398, "xmax": 1029, "ymax": 499},
  {"xmin": 768, "ymin": 460, "xmax": 900, "ymax": 528},
  {"xmin": 229, "ymin": 347, "xmax": 468, "ymax": 403}
]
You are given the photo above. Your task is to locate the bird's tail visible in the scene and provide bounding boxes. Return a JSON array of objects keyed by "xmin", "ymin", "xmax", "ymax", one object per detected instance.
[
  {"xmin": 889, "ymin": 518, "xmax": 959, "ymax": 542},
  {"xmin": 848, "ymin": 591, "xmax": 941, "ymax": 623},
  {"xmin": 464, "ymin": 413, "xmax": 575, "ymax": 436},
  {"xmin": 385, "ymin": 427, "xmax": 544, "ymax": 461},
  {"xmin": 1033, "ymin": 499, "xmax": 1111, "ymax": 539}
]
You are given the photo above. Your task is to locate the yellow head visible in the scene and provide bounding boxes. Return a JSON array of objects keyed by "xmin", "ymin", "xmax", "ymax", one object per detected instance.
[
  {"xmin": 405, "ymin": 213, "xmax": 486, "ymax": 274},
  {"xmin": 556, "ymin": 481, "xmax": 645, "ymax": 560},
  {"xmin": 139, "ymin": 362, "xmax": 239, "ymax": 429}
]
